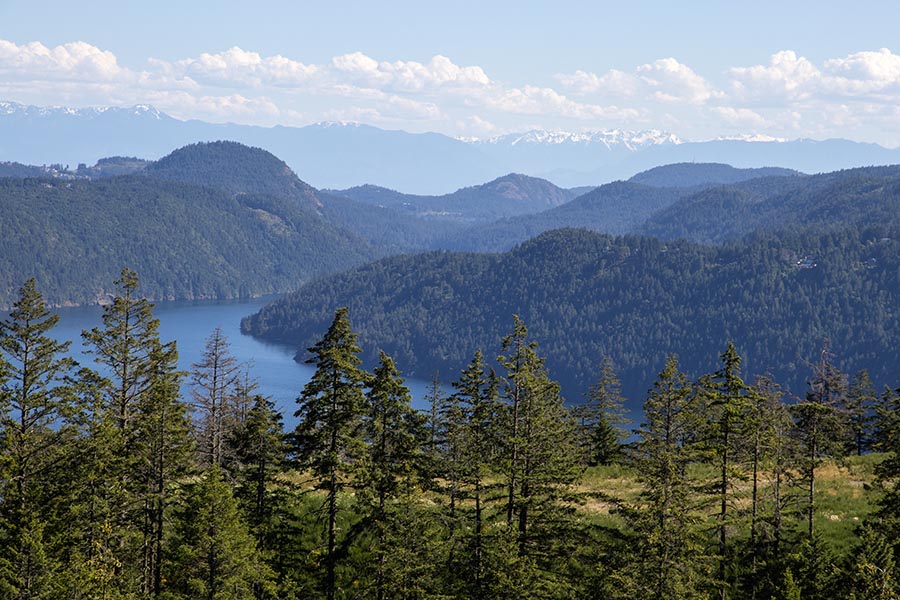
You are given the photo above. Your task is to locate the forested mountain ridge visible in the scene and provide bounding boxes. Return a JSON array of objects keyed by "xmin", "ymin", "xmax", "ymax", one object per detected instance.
[
  {"xmin": 643, "ymin": 165, "xmax": 900, "ymax": 243},
  {"xmin": 243, "ymin": 225, "xmax": 900, "ymax": 404},
  {"xmin": 143, "ymin": 140, "xmax": 324, "ymax": 208},
  {"xmin": 628, "ymin": 162, "xmax": 802, "ymax": 188},
  {"xmin": 0, "ymin": 175, "xmax": 371, "ymax": 307},
  {"xmin": 329, "ymin": 172, "xmax": 580, "ymax": 223},
  {"xmin": 433, "ymin": 164, "xmax": 900, "ymax": 252},
  {"xmin": 432, "ymin": 181, "xmax": 689, "ymax": 251}
]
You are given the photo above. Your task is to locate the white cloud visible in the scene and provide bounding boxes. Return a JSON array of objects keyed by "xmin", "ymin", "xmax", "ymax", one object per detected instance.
[
  {"xmin": 710, "ymin": 106, "xmax": 770, "ymax": 128},
  {"xmin": 330, "ymin": 52, "xmax": 490, "ymax": 92},
  {"xmin": 486, "ymin": 85, "xmax": 639, "ymax": 120},
  {"xmin": 169, "ymin": 47, "xmax": 319, "ymax": 88},
  {"xmin": 0, "ymin": 40, "xmax": 125, "ymax": 81},
  {"xmin": 727, "ymin": 50, "xmax": 821, "ymax": 102},
  {"xmin": 637, "ymin": 58, "xmax": 721, "ymax": 104},
  {"xmin": 7, "ymin": 39, "xmax": 900, "ymax": 144}
]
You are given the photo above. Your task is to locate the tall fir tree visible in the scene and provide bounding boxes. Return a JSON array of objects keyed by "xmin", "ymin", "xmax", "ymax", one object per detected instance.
[
  {"xmin": 575, "ymin": 355, "xmax": 628, "ymax": 466},
  {"xmin": 192, "ymin": 328, "xmax": 242, "ymax": 468},
  {"xmin": 167, "ymin": 467, "xmax": 275, "ymax": 600},
  {"xmin": 617, "ymin": 355, "xmax": 709, "ymax": 600},
  {"xmin": 792, "ymin": 341, "xmax": 847, "ymax": 541},
  {"xmin": 845, "ymin": 369, "xmax": 877, "ymax": 456},
  {"xmin": 703, "ymin": 342, "xmax": 755, "ymax": 600},
  {"xmin": 292, "ymin": 307, "xmax": 368, "ymax": 600},
  {"xmin": 0, "ymin": 279, "xmax": 76, "ymax": 600},
  {"xmin": 497, "ymin": 316, "xmax": 579, "ymax": 562},
  {"xmin": 81, "ymin": 268, "xmax": 181, "ymax": 596}
]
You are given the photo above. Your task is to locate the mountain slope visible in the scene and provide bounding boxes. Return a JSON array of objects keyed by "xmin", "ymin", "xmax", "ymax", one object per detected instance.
[
  {"xmin": 243, "ymin": 226, "xmax": 900, "ymax": 405},
  {"xmin": 0, "ymin": 175, "xmax": 370, "ymax": 307},
  {"xmin": 629, "ymin": 162, "xmax": 802, "ymax": 188},
  {"xmin": 144, "ymin": 140, "xmax": 323, "ymax": 207},
  {"xmin": 432, "ymin": 182, "xmax": 691, "ymax": 252},
  {"xmin": 6, "ymin": 101, "xmax": 900, "ymax": 191},
  {"xmin": 330, "ymin": 173, "xmax": 579, "ymax": 223},
  {"xmin": 643, "ymin": 165, "xmax": 900, "ymax": 243}
]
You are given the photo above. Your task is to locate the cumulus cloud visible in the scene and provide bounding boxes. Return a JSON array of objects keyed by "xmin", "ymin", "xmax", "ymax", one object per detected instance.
[
  {"xmin": 6, "ymin": 38, "xmax": 900, "ymax": 143},
  {"xmin": 556, "ymin": 58, "xmax": 718, "ymax": 104},
  {"xmin": 164, "ymin": 47, "xmax": 319, "ymax": 88},
  {"xmin": 486, "ymin": 85, "xmax": 639, "ymax": 120},
  {"xmin": 0, "ymin": 39, "xmax": 126, "ymax": 81},
  {"xmin": 330, "ymin": 52, "xmax": 490, "ymax": 92}
]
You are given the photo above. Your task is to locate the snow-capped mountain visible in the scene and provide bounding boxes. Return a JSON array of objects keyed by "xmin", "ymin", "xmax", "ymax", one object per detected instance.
[
  {"xmin": 2, "ymin": 101, "xmax": 900, "ymax": 192},
  {"xmin": 471, "ymin": 129, "xmax": 682, "ymax": 150}
]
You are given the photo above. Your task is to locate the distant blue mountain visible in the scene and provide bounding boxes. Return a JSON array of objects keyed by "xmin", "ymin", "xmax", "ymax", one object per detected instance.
[{"xmin": 3, "ymin": 101, "xmax": 900, "ymax": 193}]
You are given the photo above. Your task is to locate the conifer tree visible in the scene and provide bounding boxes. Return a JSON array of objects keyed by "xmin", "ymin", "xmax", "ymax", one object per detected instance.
[
  {"xmin": 845, "ymin": 525, "xmax": 899, "ymax": 600},
  {"xmin": 575, "ymin": 355, "xmax": 628, "ymax": 466},
  {"xmin": 167, "ymin": 467, "xmax": 275, "ymax": 600},
  {"xmin": 81, "ymin": 268, "xmax": 181, "ymax": 596},
  {"xmin": 451, "ymin": 350, "xmax": 499, "ymax": 595},
  {"xmin": 792, "ymin": 342, "xmax": 847, "ymax": 541},
  {"xmin": 845, "ymin": 369, "xmax": 876, "ymax": 456},
  {"xmin": 620, "ymin": 355, "xmax": 708, "ymax": 600},
  {"xmin": 497, "ymin": 316, "xmax": 579, "ymax": 559},
  {"xmin": 703, "ymin": 342, "xmax": 754, "ymax": 600},
  {"xmin": 83, "ymin": 267, "xmax": 176, "ymax": 434},
  {"xmin": 192, "ymin": 327, "xmax": 242, "ymax": 468},
  {"xmin": 874, "ymin": 386, "xmax": 900, "ymax": 544},
  {"xmin": 229, "ymin": 393, "xmax": 286, "ymax": 544},
  {"xmin": 292, "ymin": 307, "xmax": 368, "ymax": 600},
  {"xmin": 134, "ymin": 343, "xmax": 193, "ymax": 597},
  {"xmin": 359, "ymin": 350, "xmax": 426, "ymax": 600},
  {"xmin": 0, "ymin": 279, "xmax": 76, "ymax": 600}
]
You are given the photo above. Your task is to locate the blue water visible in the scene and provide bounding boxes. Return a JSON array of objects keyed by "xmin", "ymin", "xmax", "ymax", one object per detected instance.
[{"xmin": 38, "ymin": 297, "xmax": 433, "ymax": 429}]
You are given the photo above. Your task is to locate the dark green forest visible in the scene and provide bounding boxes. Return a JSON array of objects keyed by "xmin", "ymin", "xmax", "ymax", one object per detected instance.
[
  {"xmin": 0, "ymin": 175, "xmax": 370, "ymax": 307},
  {"xmin": 243, "ymin": 225, "xmax": 900, "ymax": 404},
  {"xmin": 4, "ymin": 273, "xmax": 900, "ymax": 600}
]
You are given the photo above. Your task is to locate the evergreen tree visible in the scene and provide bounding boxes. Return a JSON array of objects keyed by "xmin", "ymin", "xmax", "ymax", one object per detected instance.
[
  {"xmin": 192, "ymin": 328, "xmax": 242, "ymax": 468},
  {"xmin": 619, "ymin": 355, "xmax": 709, "ymax": 600},
  {"xmin": 450, "ymin": 350, "xmax": 499, "ymax": 596},
  {"xmin": 229, "ymin": 394, "xmax": 286, "ymax": 545},
  {"xmin": 844, "ymin": 525, "xmax": 899, "ymax": 600},
  {"xmin": 0, "ymin": 279, "xmax": 76, "ymax": 600},
  {"xmin": 359, "ymin": 350, "xmax": 426, "ymax": 600},
  {"xmin": 292, "ymin": 307, "xmax": 368, "ymax": 600},
  {"xmin": 81, "ymin": 268, "xmax": 181, "ymax": 596},
  {"xmin": 497, "ymin": 316, "xmax": 580, "ymax": 561},
  {"xmin": 703, "ymin": 342, "xmax": 754, "ymax": 600},
  {"xmin": 134, "ymin": 343, "xmax": 193, "ymax": 597},
  {"xmin": 575, "ymin": 355, "xmax": 628, "ymax": 466},
  {"xmin": 83, "ymin": 267, "xmax": 176, "ymax": 434},
  {"xmin": 167, "ymin": 467, "xmax": 275, "ymax": 600},
  {"xmin": 792, "ymin": 342, "xmax": 847, "ymax": 541},
  {"xmin": 744, "ymin": 375, "xmax": 796, "ymax": 598},
  {"xmin": 845, "ymin": 369, "xmax": 876, "ymax": 456}
]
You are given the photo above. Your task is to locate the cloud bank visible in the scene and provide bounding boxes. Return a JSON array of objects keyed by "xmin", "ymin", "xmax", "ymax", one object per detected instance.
[{"xmin": 3, "ymin": 39, "xmax": 900, "ymax": 145}]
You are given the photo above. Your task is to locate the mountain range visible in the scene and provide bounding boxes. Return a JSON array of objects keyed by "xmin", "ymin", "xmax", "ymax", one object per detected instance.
[{"xmin": 4, "ymin": 101, "xmax": 900, "ymax": 193}]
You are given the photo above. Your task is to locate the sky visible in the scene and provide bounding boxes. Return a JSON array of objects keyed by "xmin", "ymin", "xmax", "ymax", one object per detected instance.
[{"xmin": 3, "ymin": 0, "xmax": 900, "ymax": 144}]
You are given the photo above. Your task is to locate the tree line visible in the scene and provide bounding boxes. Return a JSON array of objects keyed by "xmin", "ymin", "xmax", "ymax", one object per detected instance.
[{"xmin": 3, "ymin": 271, "xmax": 900, "ymax": 599}]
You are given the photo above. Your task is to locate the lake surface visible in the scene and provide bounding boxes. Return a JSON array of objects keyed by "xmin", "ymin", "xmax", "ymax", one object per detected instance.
[{"xmin": 38, "ymin": 297, "xmax": 434, "ymax": 428}]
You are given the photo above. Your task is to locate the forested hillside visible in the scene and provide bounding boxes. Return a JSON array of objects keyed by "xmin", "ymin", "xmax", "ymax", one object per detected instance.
[
  {"xmin": 433, "ymin": 181, "xmax": 688, "ymax": 251},
  {"xmin": 629, "ymin": 162, "xmax": 801, "ymax": 188},
  {"xmin": 5, "ymin": 273, "xmax": 900, "ymax": 600},
  {"xmin": 330, "ymin": 173, "xmax": 579, "ymax": 223},
  {"xmin": 0, "ymin": 176, "xmax": 370, "ymax": 306},
  {"xmin": 643, "ymin": 166, "xmax": 900, "ymax": 243},
  {"xmin": 244, "ymin": 226, "xmax": 900, "ymax": 402}
]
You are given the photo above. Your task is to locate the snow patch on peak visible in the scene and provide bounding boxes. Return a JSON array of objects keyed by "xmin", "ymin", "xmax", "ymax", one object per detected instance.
[
  {"xmin": 467, "ymin": 129, "xmax": 683, "ymax": 150},
  {"xmin": 713, "ymin": 133, "xmax": 788, "ymax": 143},
  {"xmin": 312, "ymin": 120, "xmax": 363, "ymax": 129}
]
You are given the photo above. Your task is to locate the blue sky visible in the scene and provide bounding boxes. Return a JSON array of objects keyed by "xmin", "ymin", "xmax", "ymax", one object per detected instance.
[{"xmin": 3, "ymin": 0, "xmax": 900, "ymax": 144}]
